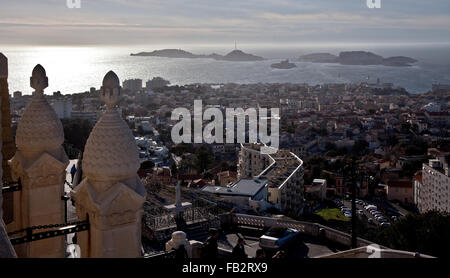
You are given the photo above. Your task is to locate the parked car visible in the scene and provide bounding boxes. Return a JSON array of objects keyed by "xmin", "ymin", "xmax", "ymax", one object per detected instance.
[
  {"xmin": 368, "ymin": 218, "xmax": 374, "ymax": 224},
  {"xmin": 357, "ymin": 210, "xmax": 364, "ymax": 215},
  {"xmin": 344, "ymin": 212, "xmax": 352, "ymax": 218},
  {"xmin": 259, "ymin": 227, "xmax": 300, "ymax": 250},
  {"xmin": 380, "ymin": 222, "xmax": 391, "ymax": 227},
  {"xmin": 391, "ymin": 216, "xmax": 398, "ymax": 221},
  {"xmin": 365, "ymin": 205, "xmax": 377, "ymax": 210},
  {"xmin": 376, "ymin": 216, "xmax": 388, "ymax": 222}
]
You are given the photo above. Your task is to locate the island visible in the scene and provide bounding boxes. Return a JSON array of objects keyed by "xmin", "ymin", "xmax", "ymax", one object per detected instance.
[
  {"xmin": 131, "ymin": 49, "xmax": 264, "ymax": 62},
  {"xmin": 271, "ymin": 59, "xmax": 297, "ymax": 69},
  {"xmin": 298, "ymin": 51, "xmax": 417, "ymax": 67},
  {"xmin": 297, "ymin": 53, "xmax": 338, "ymax": 63}
]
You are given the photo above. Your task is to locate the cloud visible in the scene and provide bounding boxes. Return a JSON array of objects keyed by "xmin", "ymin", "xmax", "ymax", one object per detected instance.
[{"xmin": 0, "ymin": 0, "xmax": 450, "ymax": 45}]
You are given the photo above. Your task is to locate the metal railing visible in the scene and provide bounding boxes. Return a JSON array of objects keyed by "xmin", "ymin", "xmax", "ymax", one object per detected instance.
[
  {"xmin": 8, "ymin": 219, "xmax": 89, "ymax": 246},
  {"xmin": 143, "ymin": 249, "xmax": 176, "ymax": 259},
  {"xmin": 1, "ymin": 178, "xmax": 22, "ymax": 193}
]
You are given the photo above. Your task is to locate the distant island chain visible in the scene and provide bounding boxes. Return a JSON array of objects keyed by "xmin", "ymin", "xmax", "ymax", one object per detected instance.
[{"xmin": 131, "ymin": 49, "xmax": 417, "ymax": 67}]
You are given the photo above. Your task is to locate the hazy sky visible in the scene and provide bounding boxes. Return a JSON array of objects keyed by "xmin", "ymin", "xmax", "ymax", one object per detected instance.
[{"xmin": 1, "ymin": 0, "xmax": 450, "ymax": 46}]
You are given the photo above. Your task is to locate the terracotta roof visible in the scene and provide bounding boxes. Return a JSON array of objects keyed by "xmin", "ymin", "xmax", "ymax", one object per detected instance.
[
  {"xmin": 413, "ymin": 173, "xmax": 422, "ymax": 183},
  {"xmin": 387, "ymin": 180, "xmax": 412, "ymax": 188},
  {"xmin": 218, "ymin": 171, "xmax": 237, "ymax": 178}
]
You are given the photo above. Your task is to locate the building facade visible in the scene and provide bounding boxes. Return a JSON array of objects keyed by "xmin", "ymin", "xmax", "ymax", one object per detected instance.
[
  {"xmin": 416, "ymin": 156, "xmax": 450, "ymax": 213},
  {"xmin": 238, "ymin": 143, "xmax": 305, "ymax": 214},
  {"xmin": 123, "ymin": 79, "xmax": 143, "ymax": 92}
]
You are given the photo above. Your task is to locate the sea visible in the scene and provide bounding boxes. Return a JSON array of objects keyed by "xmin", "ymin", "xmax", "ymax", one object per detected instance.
[{"xmin": 1, "ymin": 44, "xmax": 450, "ymax": 95}]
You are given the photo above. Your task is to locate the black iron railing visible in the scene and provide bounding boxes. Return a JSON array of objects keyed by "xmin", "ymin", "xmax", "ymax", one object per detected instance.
[
  {"xmin": 2, "ymin": 178, "xmax": 22, "ymax": 193},
  {"xmin": 143, "ymin": 249, "xmax": 176, "ymax": 259},
  {"xmin": 8, "ymin": 219, "xmax": 89, "ymax": 245}
]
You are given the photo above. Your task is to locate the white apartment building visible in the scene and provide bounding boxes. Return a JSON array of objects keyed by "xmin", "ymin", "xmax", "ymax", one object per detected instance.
[
  {"xmin": 123, "ymin": 78, "xmax": 143, "ymax": 92},
  {"xmin": 415, "ymin": 156, "xmax": 450, "ymax": 213},
  {"xmin": 238, "ymin": 143, "xmax": 272, "ymax": 179},
  {"xmin": 50, "ymin": 98, "xmax": 72, "ymax": 119},
  {"xmin": 238, "ymin": 143, "xmax": 305, "ymax": 214}
]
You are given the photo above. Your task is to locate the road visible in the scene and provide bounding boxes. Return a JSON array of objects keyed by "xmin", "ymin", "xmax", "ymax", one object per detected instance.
[{"xmin": 341, "ymin": 197, "xmax": 409, "ymax": 227}]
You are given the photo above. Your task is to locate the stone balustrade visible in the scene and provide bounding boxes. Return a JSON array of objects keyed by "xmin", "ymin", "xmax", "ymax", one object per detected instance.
[
  {"xmin": 318, "ymin": 246, "xmax": 435, "ymax": 258},
  {"xmin": 228, "ymin": 213, "xmax": 375, "ymax": 248}
]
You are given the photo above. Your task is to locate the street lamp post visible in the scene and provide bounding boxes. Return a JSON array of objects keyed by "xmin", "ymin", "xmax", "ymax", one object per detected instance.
[
  {"xmin": 345, "ymin": 160, "xmax": 358, "ymax": 249},
  {"xmin": 351, "ymin": 175, "xmax": 357, "ymax": 249}
]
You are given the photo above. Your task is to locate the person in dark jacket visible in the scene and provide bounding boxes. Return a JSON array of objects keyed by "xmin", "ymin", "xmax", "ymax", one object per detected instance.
[
  {"xmin": 70, "ymin": 164, "xmax": 77, "ymax": 183},
  {"xmin": 255, "ymin": 248, "xmax": 265, "ymax": 259},
  {"xmin": 232, "ymin": 237, "xmax": 247, "ymax": 259},
  {"xmin": 201, "ymin": 228, "xmax": 219, "ymax": 259},
  {"xmin": 174, "ymin": 244, "xmax": 189, "ymax": 260}
]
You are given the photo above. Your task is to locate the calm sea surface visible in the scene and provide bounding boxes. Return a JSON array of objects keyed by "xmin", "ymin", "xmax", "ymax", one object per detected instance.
[{"xmin": 1, "ymin": 45, "xmax": 450, "ymax": 95}]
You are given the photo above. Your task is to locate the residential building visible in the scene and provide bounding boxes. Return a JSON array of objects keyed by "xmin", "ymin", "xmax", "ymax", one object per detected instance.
[
  {"xmin": 201, "ymin": 178, "xmax": 268, "ymax": 211},
  {"xmin": 305, "ymin": 179, "xmax": 327, "ymax": 201},
  {"xmin": 416, "ymin": 156, "xmax": 450, "ymax": 213},
  {"xmin": 123, "ymin": 78, "xmax": 143, "ymax": 92},
  {"xmin": 386, "ymin": 180, "xmax": 413, "ymax": 204},
  {"xmin": 217, "ymin": 171, "xmax": 237, "ymax": 186},
  {"xmin": 238, "ymin": 143, "xmax": 305, "ymax": 214},
  {"xmin": 50, "ymin": 98, "xmax": 72, "ymax": 119}
]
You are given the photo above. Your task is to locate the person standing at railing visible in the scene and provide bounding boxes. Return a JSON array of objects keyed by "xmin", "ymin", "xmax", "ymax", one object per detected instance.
[
  {"xmin": 231, "ymin": 237, "xmax": 247, "ymax": 259},
  {"xmin": 70, "ymin": 164, "xmax": 77, "ymax": 184},
  {"xmin": 255, "ymin": 248, "xmax": 265, "ymax": 259},
  {"xmin": 201, "ymin": 228, "xmax": 219, "ymax": 259},
  {"xmin": 174, "ymin": 244, "xmax": 189, "ymax": 260}
]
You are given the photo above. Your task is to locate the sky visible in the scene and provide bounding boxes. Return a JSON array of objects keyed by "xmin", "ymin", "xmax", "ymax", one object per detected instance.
[{"xmin": 1, "ymin": 0, "xmax": 450, "ymax": 46}]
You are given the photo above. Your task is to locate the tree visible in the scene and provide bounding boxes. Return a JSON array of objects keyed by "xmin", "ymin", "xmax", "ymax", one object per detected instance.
[
  {"xmin": 195, "ymin": 147, "xmax": 214, "ymax": 173},
  {"xmin": 171, "ymin": 143, "xmax": 195, "ymax": 156},
  {"xmin": 61, "ymin": 119, "xmax": 94, "ymax": 155},
  {"xmin": 369, "ymin": 211, "xmax": 450, "ymax": 258}
]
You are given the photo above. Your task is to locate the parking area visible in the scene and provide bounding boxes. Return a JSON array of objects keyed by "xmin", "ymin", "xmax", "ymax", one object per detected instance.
[{"xmin": 333, "ymin": 197, "xmax": 404, "ymax": 228}]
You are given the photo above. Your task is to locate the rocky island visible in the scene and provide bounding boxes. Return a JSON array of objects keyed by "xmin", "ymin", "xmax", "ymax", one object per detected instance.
[
  {"xmin": 298, "ymin": 51, "xmax": 417, "ymax": 67},
  {"xmin": 131, "ymin": 49, "xmax": 264, "ymax": 62},
  {"xmin": 271, "ymin": 59, "xmax": 297, "ymax": 69}
]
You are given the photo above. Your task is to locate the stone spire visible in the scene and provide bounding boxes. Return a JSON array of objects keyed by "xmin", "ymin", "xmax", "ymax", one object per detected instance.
[
  {"xmin": 71, "ymin": 70, "xmax": 146, "ymax": 258},
  {"xmin": 81, "ymin": 71, "xmax": 140, "ymax": 183},
  {"xmin": 9, "ymin": 64, "xmax": 69, "ymax": 257},
  {"xmin": 0, "ymin": 53, "xmax": 15, "ymax": 225},
  {"xmin": 0, "ymin": 53, "xmax": 5, "ymax": 222},
  {"xmin": 15, "ymin": 65, "xmax": 64, "ymax": 153},
  {"xmin": 0, "ymin": 53, "xmax": 7, "ymax": 78}
]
